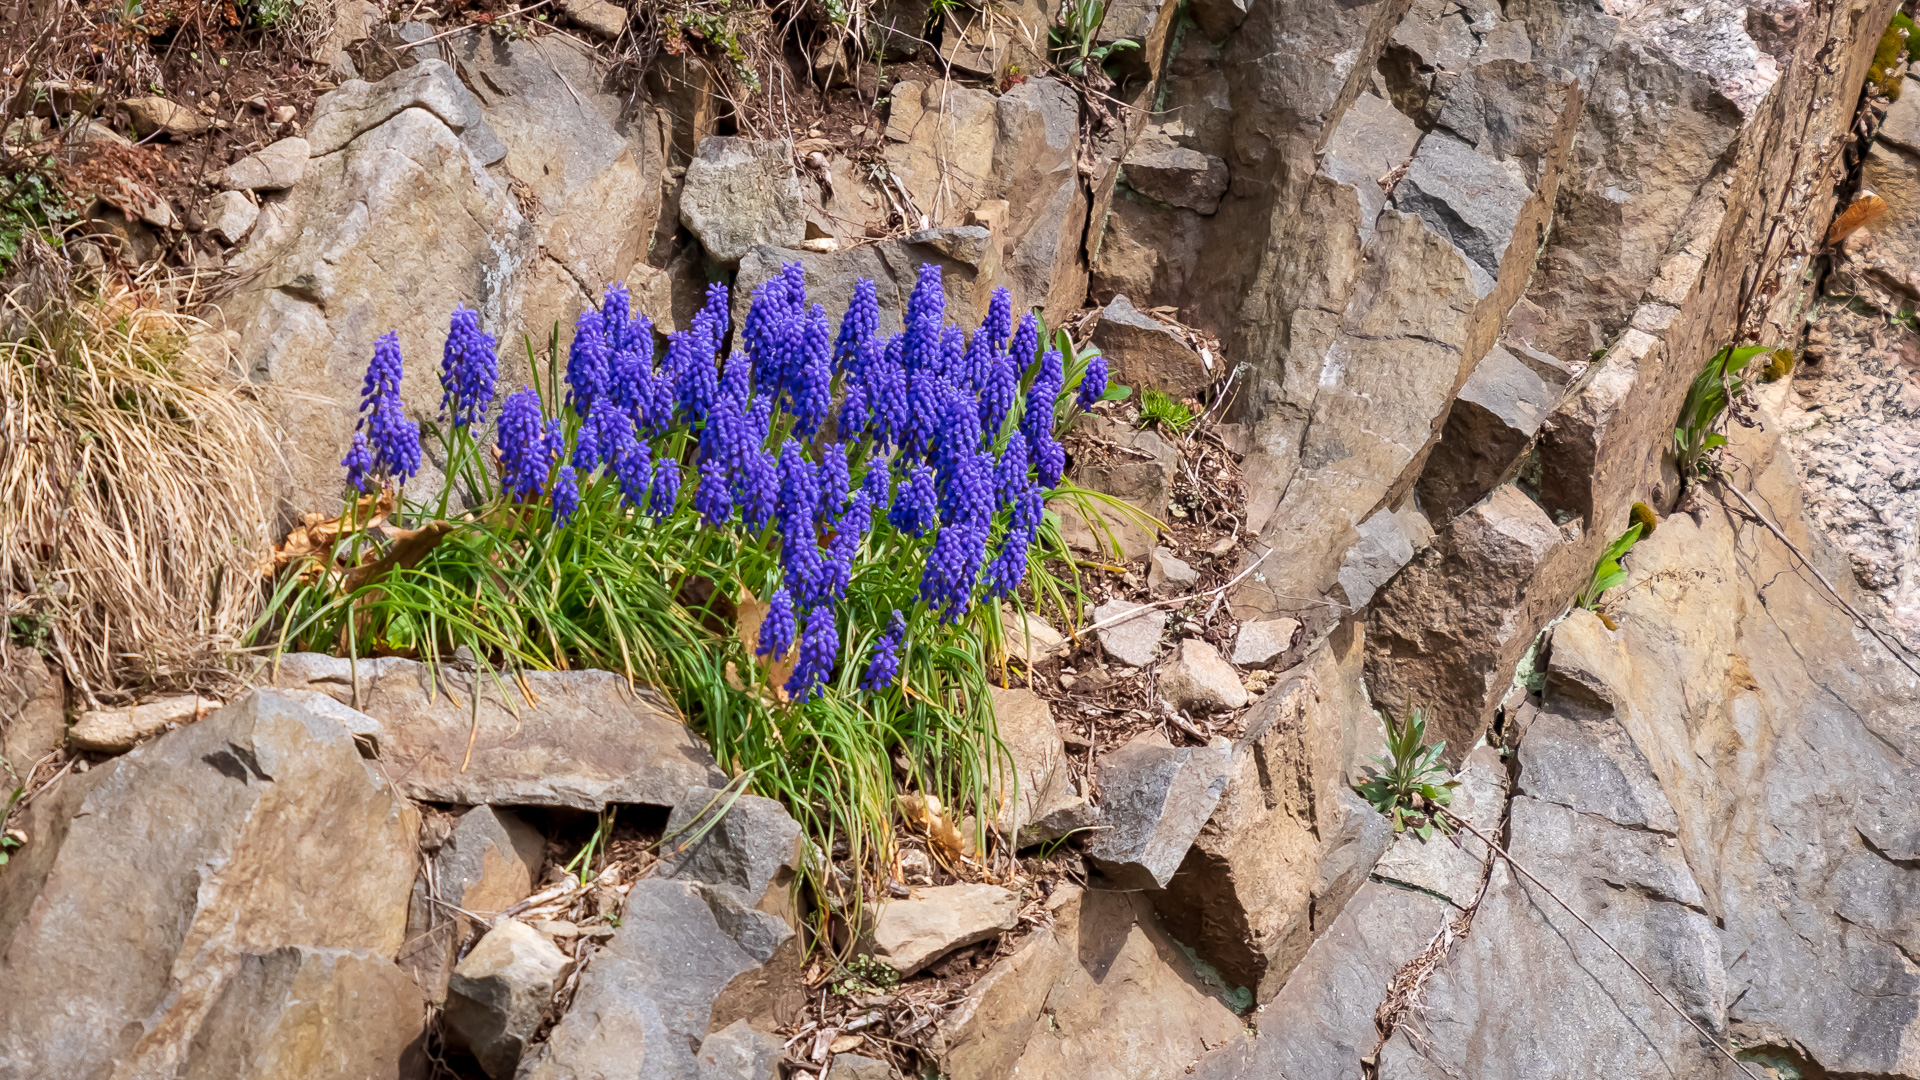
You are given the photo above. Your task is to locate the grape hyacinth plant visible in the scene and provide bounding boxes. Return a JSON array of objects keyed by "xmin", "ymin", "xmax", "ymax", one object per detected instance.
[{"xmin": 256, "ymin": 263, "xmax": 1131, "ymax": 896}]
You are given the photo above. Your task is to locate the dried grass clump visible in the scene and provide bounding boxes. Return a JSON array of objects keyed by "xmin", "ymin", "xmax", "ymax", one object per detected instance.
[{"xmin": 0, "ymin": 285, "xmax": 276, "ymax": 704}]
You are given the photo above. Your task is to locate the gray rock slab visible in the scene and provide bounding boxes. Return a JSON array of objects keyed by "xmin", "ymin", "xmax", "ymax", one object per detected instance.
[
  {"xmin": 871, "ymin": 883, "xmax": 1021, "ymax": 975},
  {"xmin": 1093, "ymin": 599, "xmax": 1168, "ymax": 668},
  {"xmin": 180, "ymin": 945, "xmax": 423, "ymax": 1080},
  {"xmin": 697, "ymin": 1019, "xmax": 788, "ymax": 1079},
  {"xmin": 445, "ymin": 919, "xmax": 571, "ymax": 1078},
  {"xmin": 0, "ymin": 692, "xmax": 419, "ymax": 1078},
  {"xmin": 1158, "ymin": 638, "xmax": 1248, "ymax": 712},
  {"xmin": 519, "ymin": 879, "xmax": 766, "ymax": 1079},
  {"xmin": 401, "ymin": 805, "xmax": 545, "ymax": 1000},
  {"xmin": 1148, "ymin": 547, "xmax": 1199, "ymax": 597},
  {"xmin": 215, "ymin": 136, "xmax": 309, "ymax": 191},
  {"xmin": 1394, "ymin": 131, "xmax": 1532, "ymax": 277},
  {"xmin": 659, "ymin": 785, "xmax": 805, "ymax": 916},
  {"xmin": 680, "ymin": 137, "xmax": 804, "ymax": 264},
  {"xmin": 1090, "ymin": 293, "xmax": 1213, "ymax": 398},
  {"xmin": 207, "ymin": 189, "xmax": 258, "ymax": 245},
  {"xmin": 1124, "ymin": 127, "xmax": 1230, "ymax": 214},
  {"xmin": 1084, "ymin": 735, "xmax": 1233, "ymax": 889},
  {"xmin": 269, "ymin": 653, "xmax": 725, "ymax": 810},
  {"xmin": 1230, "ymin": 618, "xmax": 1300, "ymax": 668}
]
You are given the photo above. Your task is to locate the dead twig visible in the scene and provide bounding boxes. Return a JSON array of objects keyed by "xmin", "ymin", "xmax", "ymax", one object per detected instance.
[{"xmin": 1070, "ymin": 547, "xmax": 1272, "ymax": 642}]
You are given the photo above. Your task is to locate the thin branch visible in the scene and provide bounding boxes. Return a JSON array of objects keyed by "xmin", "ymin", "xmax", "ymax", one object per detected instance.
[
  {"xmin": 1438, "ymin": 809, "xmax": 1765, "ymax": 1080},
  {"xmin": 1713, "ymin": 474, "xmax": 1920, "ymax": 681},
  {"xmin": 396, "ymin": 1, "xmax": 555, "ymax": 50},
  {"xmin": 1069, "ymin": 546, "xmax": 1273, "ymax": 642}
]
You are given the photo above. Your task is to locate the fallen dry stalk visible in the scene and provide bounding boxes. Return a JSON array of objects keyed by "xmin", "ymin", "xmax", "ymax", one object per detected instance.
[{"xmin": 0, "ymin": 287, "xmax": 277, "ymax": 704}]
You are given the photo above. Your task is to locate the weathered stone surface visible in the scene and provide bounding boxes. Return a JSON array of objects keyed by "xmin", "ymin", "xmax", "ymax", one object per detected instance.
[
  {"xmin": 1392, "ymin": 132, "xmax": 1531, "ymax": 278},
  {"xmin": 985, "ymin": 687, "xmax": 1088, "ymax": 843},
  {"xmin": 1152, "ymin": 626, "xmax": 1387, "ymax": 1003},
  {"xmin": 867, "ymin": 0, "xmax": 930, "ymax": 58},
  {"xmin": 68, "ymin": 693, "xmax": 219, "ymax": 753},
  {"xmin": 735, "ymin": 234, "xmax": 996, "ymax": 334},
  {"xmin": 181, "ymin": 945, "xmax": 423, "ymax": 1080},
  {"xmin": 1091, "ymin": 293, "xmax": 1212, "ymax": 398},
  {"xmin": 1084, "ymin": 734, "xmax": 1232, "ymax": 889},
  {"xmin": 1051, "ymin": 458, "xmax": 1167, "ymax": 560},
  {"xmin": 0, "ymin": 692, "xmax": 418, "ymax": 1077},
  {"xmin": 1123, "ymin": 126, "xmax": 1230, "ymax": 214},
  {"xmin": 223, "ymin": 46, "xmax": 663, "ymax": 506},
  {"xmin": 1415, "ymin": 344, "xmax": 1562, "ymax": 526},
  {"xmin": 936, "ymin": 886, "xmax": 1246, "ymax": 1079},
  {"xmin": 123, "ymin": 95, "xmax": 211, "ymax": 137},
  {"xmin": 207, "ymin": 189, "xmax": 258, "ymax": 245},
  {"xmin": 871, "ymin": 883, "xmax": 1020, "ymax": 975},
  {"xmin": 269, "ymin": 653, "xmax": 724, "ymax": 808},
  {"xmin": 1092, "ymin": 598, "xmax": 1167, "ymax": 668},
  {"xmin": 0, "ymin": 647, "xmax": 62, "ymax": 775},
  {"xmin": 215, "ymin": 137, "xmax": 309, "ymax": 191},
  {"xmin": 1230, "ymin": 618, "xmax": 1299, "ymax": 669},
  {"xmin": 697, "ymin": 1019, "xmax": 787, "ymax": 1079},
  {"xmin": 825, "ymin": 1051, "xmax": 897, "ymax": 1079},
  {"xmin": 1148, "ymin": 546, "xmax": 1199, "ymax": 596},
  {"xmin": 1366, "ymin": 483, "xmax": 1564, "ymax": 756},
  {"xmin": 445, "ymin": 919, "xmax": 571, "ymax": 1078},
  {"xmin": 561, "ymin": 0, "xmax": 627, "ymax": 37},
  {"xmin": 520, "ymin": 879, "xmax": 768, "ymax": 1079},
  {"xmin": 1158, "ymin": 638, "xmax": 1248, "ymax": 712},
  {"xmin": 681, "ymin": 137, "xmax": 804, "ymax": 264},
  {"xmin": 401, "ymin": 805, "xmax": 545, "ymax": 1001},
  {"xmin": 659, "ymin": 785, "xmax": 805, "ymax": 921}
]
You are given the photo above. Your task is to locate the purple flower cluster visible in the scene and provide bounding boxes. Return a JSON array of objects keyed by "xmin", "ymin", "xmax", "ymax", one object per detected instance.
[
  {"xmin": 440, "ymin": 307, "xmax": 498, "ymax": 428},
  {"xmin": 343, "ymin": 262, "xmax": 1099, "ymax": 704},
  {"xmin": 355, "ymin": 331, "xmax": 422, "ymax": 488}
]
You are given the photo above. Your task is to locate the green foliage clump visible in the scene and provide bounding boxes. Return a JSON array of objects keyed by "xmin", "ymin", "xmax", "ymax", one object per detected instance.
[
  {"xmin": 1870, "ymin": 13, "xmax": 1915, "ymax": 99},
  {"xmin": 1574, "ymin": 504, "xmax": 1656, "ymax": 624},
  {"xmin": 1136, "ymin": 389, "xmax": 1195, "ymax": 434},
  {"xmin": 0, "ymin": 168, "xmax": 74, "ymax": 275},
  {"xmin": 1050, "ymin": 0, "xmax": 1140, "ymax": 78},
  {"xmin": 1354, "ymin": 708, "xmax": 1458, "ymax": 842},
  {"xmin": 1674, "ymin": 343, "xmax": 1770, "ymax": 479}
]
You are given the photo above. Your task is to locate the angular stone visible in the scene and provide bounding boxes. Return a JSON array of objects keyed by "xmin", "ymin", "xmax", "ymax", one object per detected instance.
[
  {"xmin": 1159, "ymin": 638, "xmax": 1248, "ymax": 712},
  {"xmin": 1093, "ymin": 599, "xmax": 1167, "ymax": 668},
  {"xmin": 445, "ymin": 919, "xmax": 571, "ymax": 1078},
  {"xmin": 985, "ymin": 687, "xmax": 1089, "ymax": 843},
  {"xmin": 681, "ymin": 137, "xmax": 804, "ymax": 265},
  {"xmin": 826, "ymin": 1052, "xmax": 899, "ymax": 1079},
  {"xmin": 1331, "ymin": 503, "xmax": 1435, "ymax": 613},
  {"xmin": 401, "ymin": 805, "xmax": 545, "ymax": 1000},
  {"xmin": 1365, "ymin": 483, "xmax": 1564, "ymax": 757},
  {"xmin": 1148, "ymin": 546, "xmax": 1199, "ymax": 596},
  {"xmin": 1416, "ymin": 344, "xmax": 1561, "ymax": 525},
  {"xmin": 1230, "ymin": 618, "xmax": 1300, "ymax": 669},
  {"xmin": 1090, "ymin": 293, "xmax": 1213, "ymax": 398},
  {"xmin": 697, "ymin": 1019, "xmax": 788, "ymax": 1079},
  {"xmin": 180, "ymin": 945, "xmax": 424, "ymax": 1080},
  {"xmin": 561, "ymin": 0, "xmax": 627, "ymax": 37},
  {"xmin": 734, "ymin": 235, "xmax": 994, "ymax": 337},
  {"xmin": 659, "ymin": 785, "xmax": 805, "ymax": 920},
  {"xmin": 207, "ymin": 189, "xmax": 258, "ymax": 245},
  {"xmin": 519, "ymin": 879, "xmax": 771, "ymax": 1079},
  {"xmin": 67, "ymin": 694, "xmax": 214, "ymax": 753},
  {"xmin": 1084, "ymin": 735, "xmax": 1233, "ymax": 889},
  {"xmin": 1123, "ymin": 127, "xmax": 1229, "ymax": 214},
  {"xmin": 883, "ymin": 80, "xmax": 1001, "ymax": 229},
  {"xmin": 214, "ymin": 137, "xmax": 309, "ymax": 191},
  {"xmin": 269, "ymin": 653, "xmax": 725, "ymax": 809},
  {"xmin": 1, "ymin": 647, "xmax": 63, "ymax": 774},
  {"xmin": 122, "ymin": 95, "xmax": 212, "ymax": 137},
  {"xmin": 1153, "ymin": 632, "xmax": 1392, "ymax": 1004},
  {"xmin": 936, "ymin": 887, "xmax": 1246, "ymax": 1078},
  {"xmin": 0, "ymin": 692, "xmax": 418, "ymax": 1077},
  {"xmin": 304, "ymin": 59, "xmax": 499, "ymax": 160},
  {"xmin": 870, "ymin": 883, "xmax": 1020, "ymax": 975}
]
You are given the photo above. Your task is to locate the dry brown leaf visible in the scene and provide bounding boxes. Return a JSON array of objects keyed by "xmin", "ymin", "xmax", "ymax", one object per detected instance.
[
  {"xmin": 897, "ymin": 793, "xmax": 969, "ymax": 862},
  {"xmin": 828, "ymin": 1035, "xmax": 864, "ymax": 1054},
  {"xmin": 342, "ymin": 519, "xmax": 457, "ymax": 593},
  {"xmin": 735, "ymin": 588, "xmax": 796, "ymax": 702}
]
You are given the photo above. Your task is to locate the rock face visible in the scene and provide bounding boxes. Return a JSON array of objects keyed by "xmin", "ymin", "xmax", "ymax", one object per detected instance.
[
  {"xmin": 985, "ymin": 687, "xmax": 1091, "ymax": 842},
  {"xmin": 1084, "ymin": 734, "xmax": 1233, "ymax": 889},
  {"xmin": 1158, "ymin": 638, "xmax": 1248, "ymax": 712},
  {"xmin": 518, "ymin": 879, "xmax": 777, "ymax": 1080},
  {"xmin": 222, "ymin": 44, "xmax": 664, "ymax": 506},
  {"xmin": 0, "ymin": 692, "xmax": 420, "ymax": 1077},
  {"xmin": 215, "ymin": 136, "xmax": 309, "ymax": 191},
  {"xmin": 659, "ymin": 785, "xmax": 806, "ymax": 921},
  {"xmin": 445, "ymin": 919, "xmax": 572, "ymax": 1078},
  {"xmin": 401, "ymin": 805, "xmax": 545, "ymax": 999},
  {"xmin": 870, "ymin": 883, "xmax": 1020, "ymax": 975},
  {"xmin": 680, "ymin": 137, "xmax": 805, "ymax": 264},
  {"xmin": 1092, "ymin": 598, "xmax": 1167, "ymax": 667},
  {"xmin": 269, "ymin": 653, "xmax": 725, "ymax": 809},
  {"xmin": 1090, "ymin": 293, "xmax": 1213, "ymax": 397}
]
